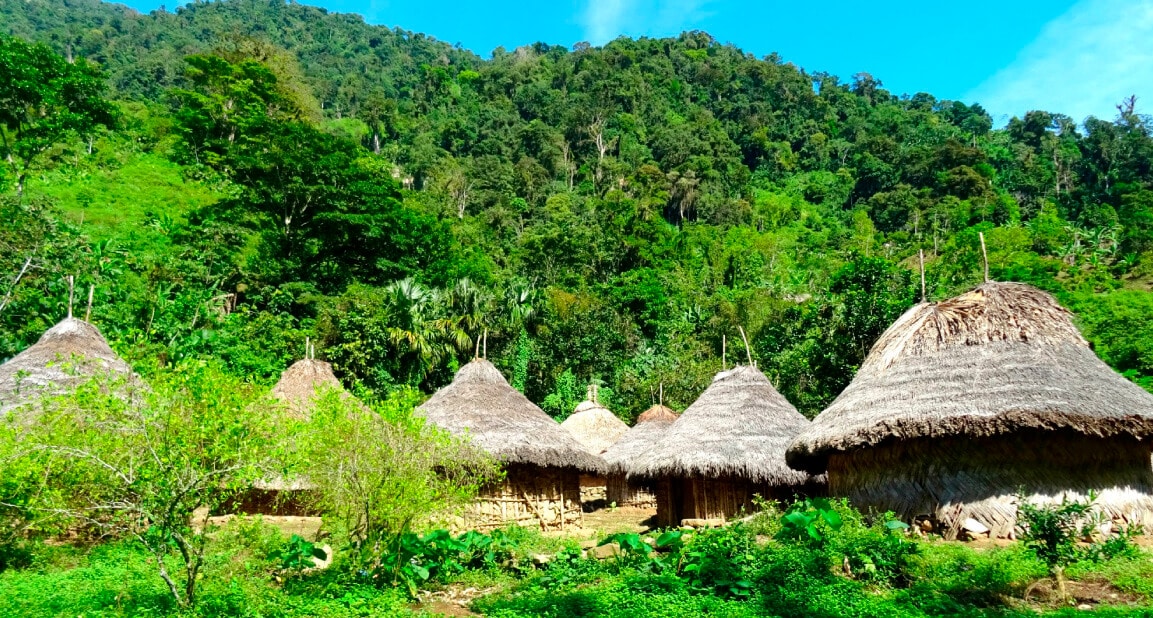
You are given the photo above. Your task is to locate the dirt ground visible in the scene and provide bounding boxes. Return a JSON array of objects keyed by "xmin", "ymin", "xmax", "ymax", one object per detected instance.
[{"xmin": 577, "ymin": 506, "xmax": 658, "ymax": 535}]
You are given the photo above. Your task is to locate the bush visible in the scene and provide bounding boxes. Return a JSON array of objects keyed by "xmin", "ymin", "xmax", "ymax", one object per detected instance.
[{"xmin": 294, "ymin": 387, "xmax": 500, "ymax": 585}]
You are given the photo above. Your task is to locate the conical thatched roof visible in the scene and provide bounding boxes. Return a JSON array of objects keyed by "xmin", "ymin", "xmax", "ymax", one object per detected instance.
[
  {"xmin": 0, "ymin": 317, "xmax": 139, "ymax": 413},
  {"xmin": 418, "ymin": 359, "xmax": 605, "ymax": 473},
  {"xmin": 270, "ymin": 358, "xmax": 347, "ymax": 420},
  {"xmin": 787, "ymin": 281, "xmax": 1153, "ymax": 474},
  {"xmin": 602, "ymin": 404, "xmax": 679, "ymax": 474},
  {"xmin": 629, "ymin": 366, "xmax": 813, "ymax": 485},
  {"xmin": 560, "ymin": 394, "xmax": 629, "ymax": 456}
]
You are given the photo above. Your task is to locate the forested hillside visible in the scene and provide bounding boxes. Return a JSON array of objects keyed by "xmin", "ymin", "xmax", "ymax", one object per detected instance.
[{"xmin": 3, "ymin": 0, "xmax": 1153, "ymax": 419}]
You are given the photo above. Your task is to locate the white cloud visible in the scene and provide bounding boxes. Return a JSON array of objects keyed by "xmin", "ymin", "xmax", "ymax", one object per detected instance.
[
  {"xmin": 582, "ymin": 0, "xmax": 632, "ymax": 45},
  {"xmin": 580, "ymin": 0, "xmax": 711, "ymax": 45},
  {"xmin": 966, "ymin": 0, "xmax": 1153, "ymax": 123}
]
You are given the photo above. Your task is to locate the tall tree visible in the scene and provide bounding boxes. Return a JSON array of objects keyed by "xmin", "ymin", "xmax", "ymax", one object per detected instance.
[{"xmin": 0, "ymin": 34, "xmax": 114, "ymax": 196}]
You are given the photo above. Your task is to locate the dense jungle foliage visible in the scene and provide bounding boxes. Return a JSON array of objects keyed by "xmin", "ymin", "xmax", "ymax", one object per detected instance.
[{"xmin": 3, "ymin": 0, "xmax": 1153, "ymax": 420}]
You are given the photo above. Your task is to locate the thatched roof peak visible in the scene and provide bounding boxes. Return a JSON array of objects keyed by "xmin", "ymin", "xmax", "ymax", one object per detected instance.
[
  {"xmin": 602, "ymin": 404, "xmax": 680, "ymax": 475},
  {"xmin": 637, "ymin": 403, "xmax": 679, "ymax": 423},
  {"xmin": 560, "ymin": 399, "xmax": 629, "ymax": 456},
  {"xmin": 787, "ymin": 281, "xmax": 1153, "ymax": 474},
  {"xmin": 270, "ymin": 358, "xmax": 346, "ymax": 420},
  {"xmin": 0, "ymin": 317, "xmax": 139, "ymax": 413},
  {"xmin": 629, "ymin": 365, "xmax": 814, "ymax": 485},
  {"xmin": 417, "ymin": 359, "xmax": 605, "ymax": 473}
]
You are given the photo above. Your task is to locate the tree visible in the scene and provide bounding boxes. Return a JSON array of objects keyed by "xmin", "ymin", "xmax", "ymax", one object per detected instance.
[
  {"xmin": 0, "ymin": 34, "xmax": 114, "ymax": 196},
  {"xmin": 21, "ymin": 363, "xmax": 281, "ymax": 609},
  {"xmin": 297, "ymin": 388, "xmax": 498, "ymax": 564}
]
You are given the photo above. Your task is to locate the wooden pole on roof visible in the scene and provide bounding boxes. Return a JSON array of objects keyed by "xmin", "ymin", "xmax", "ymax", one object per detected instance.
[
  {"xmin": 919, "ymin": 249, "xmax": 926, "ymax": 303},
  {"xmin": 474, "ymin": 333, "xmax": 481, "ymax": 359},
  {"xmin": 979, "ymin": 232, "xmax": 989, "ymax": 282},
  {"xmin": 85, "ymin": 285, "xmax": 94, "ymax": 322},
  {"xmin": 482, "ymin": 329, "xmax": 488, "ymax": 358},
  {"xmin": 306, "ymin": 336, "xmax": 310, "ymax": 360},
  {"xmin": 67, "ymin": 276, "xmax": 74, "ymax": 319},
  {"xmin": 738, "ymin": 326, "xmax": 753, "ymax": 366},
  {"xmin": 659, "ymin": 382, "xmax": 663, "ymax": 406}
]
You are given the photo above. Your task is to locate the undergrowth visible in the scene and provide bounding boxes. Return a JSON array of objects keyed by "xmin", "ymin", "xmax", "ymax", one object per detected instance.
[{"xmin": 2, "ymin": 502, "xmax": 1152, "ymax": 617}]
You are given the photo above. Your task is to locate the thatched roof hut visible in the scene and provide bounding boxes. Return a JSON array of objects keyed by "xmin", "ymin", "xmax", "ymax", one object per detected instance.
[
  {"xmin": 630, "ymin": 365, "xmax": 820, "ymax": 525},
  {"xmin": 632, "ymin": 365, "xmax": 813, "ymax": 485},
  {"xmin": 270, "ymin": 358, "xmax": 347, "ymax": 420},
  {"xmin": 0, "ymin": 317, "xmax": 139, "ymax": 414},
  {"xmin": 560, "ymin": 387, "xmax": 629, "ymax": 456},
  {"xmin": 787, "ymin": 281, "xmax": 1153, "ymax": 538},
  {"xmin": 603, "ymin": 404, "xmax": 679, "ymax": 475},
  {"xmin": 602, "ymin": 403, "xmax": 679, "ymax": 508},
  {"xmin": 419, "ymin": 359, "xmax": 605, "ymax": 472},
  {"xmin": 418, "ymin": 359, "xmax": 605, "ymax": 530}
]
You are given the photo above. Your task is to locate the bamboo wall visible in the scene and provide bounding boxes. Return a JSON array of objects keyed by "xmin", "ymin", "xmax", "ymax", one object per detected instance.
[
  {"xmin": 828, "ymin": 432, "xmax": 1153, "ymax": 539},
  {"xmin": 653, "ymin": 476, "xmax": 806, "ymax": 526},
  {"xmin": 606, "ymin": 473, "xmax": 658, "ymax": 508},
  {"xmin": 465, "ymin": 464, "xmax": 583, "ymax": 531}
]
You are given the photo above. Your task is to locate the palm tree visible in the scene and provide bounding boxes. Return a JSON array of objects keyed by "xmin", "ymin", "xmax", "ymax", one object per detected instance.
[{"xmin": 384, "ymin": 278, "xmax": 469, "ymax": 384}]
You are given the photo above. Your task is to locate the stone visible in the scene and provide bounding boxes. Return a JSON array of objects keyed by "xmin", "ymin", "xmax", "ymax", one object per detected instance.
[
  {"xmin": 590, "ymin": 543, "xmax": 621, "ymax": 560},
  {"xmin": 531, "ymin": 553, "xmax": 552, "ymax": 566},
  {"xmin": 962, "ymin": 518, "xmax": 990, "ymax": 535},
  {"xmin": 1078, "ymin": 604, "xmax": 1093, "ymax": 611},
  {"xmin": 579, "ymin": 539, "xmax": 598, "ymax": 550},
  {"xmin": 920, "ymin": 519, "xmax": 934, "ymax": 532}
]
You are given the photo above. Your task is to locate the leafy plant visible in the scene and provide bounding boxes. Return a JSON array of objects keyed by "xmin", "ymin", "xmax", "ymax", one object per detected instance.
[
  {"xmin": 272, "ymin": 535, "xmax": 328, "ymax": 572},
  {"xmin": 1017, "ymin": 494, "xmax": 1130, "ymax": 601},
  {"xmin": 777, "ymin": 497, "xmax": 844, "ymax": 545}
]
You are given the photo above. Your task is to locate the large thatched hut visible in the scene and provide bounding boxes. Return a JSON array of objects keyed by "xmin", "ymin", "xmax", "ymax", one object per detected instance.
[
  {"xmin": 602, "ymin": 403, "xmax": 679, "ymax": 508},
  {"xmin": 0, "ymin": 317, "xmax": 140, "ymax": 415},
  {"xmin": 630, "ymin": 365, "xmax": 821, "ymax": 526},
  {"xmin": 560, "ymin": 386, "xmax": 630, "ymax": 507},
  {"xmin": 787, "ymin": 281, "xmax": 1153, "ymax": 539},
  {"xmin": 418, "ymin": 359, "xmax": 605, "ymax": 530}
]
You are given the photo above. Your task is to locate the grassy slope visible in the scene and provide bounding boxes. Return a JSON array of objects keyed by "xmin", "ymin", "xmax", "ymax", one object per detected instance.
[{"xmin": 25, "ymin": 151, "xmax": 223, "ymax": 254}]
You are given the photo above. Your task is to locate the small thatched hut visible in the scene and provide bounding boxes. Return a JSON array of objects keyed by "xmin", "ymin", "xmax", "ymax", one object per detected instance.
[
  {"xmin": 227, "ymin": 358, "xmax": 350, "ymax": 516},
  {"xmin": 270, "ymin": 357, "xmax": 347, "ymax": 420},
  {"xmin": 418, "ymin": 359, "xmax": 605, "ymax": 530},
  {"xmin": 787, "ymin": 281, "xmax": 1153, "ymax": 539},
  {"xmin": 602, "ymin": 404, "xmax": 679, "ymax": 508},
  {"xmin": 0, "ymin": 317, "xmax": 140, "ymax": 415},
  {"xmin": 560, "ymin": 386, "xmax": 630, "ymax": 507},
  {"xmin": 630, "ymin": 365, "xmax": 821, "ymax": 526}
]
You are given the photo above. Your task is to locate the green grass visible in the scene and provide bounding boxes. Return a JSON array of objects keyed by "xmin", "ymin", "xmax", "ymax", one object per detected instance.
[
  {"xmin": 0, "ymin": 528, "xmax": 417, "ymax": 618},
  {"xmin": 25, "ymin": 151, "xmax": 224, "ymax": 253},
  {"xmin": 2, "ymin": 523, "xmax": 1153, "ymax": 618}
]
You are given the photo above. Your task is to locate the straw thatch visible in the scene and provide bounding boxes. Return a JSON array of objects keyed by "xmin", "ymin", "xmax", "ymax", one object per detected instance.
[
  {"xmin": 561, "ymin": 396, "xmax": 630, "ymax": 456},
  {"xmin": 630, "ymin": 365, "xmax": 814, "ymax": 486},
  {"xmin": 630, "ymin": 366, "xmax": 821, "ymax": 525},
  {"xmin": 603, "ymin": 404, "xmax": 680, "ymax": 508},
  {"xmin": 603, "ymin": 404, "xmax": 679, "ymax": 475},
  {"xmin": 270, "ymin": 358, "xmax": 347, "ymax": 420},
  {"xmin": 418, "ymin": 359, "xmax": 605, "ymax": 473},
  {"xmin": 787, "ymin": 282, "xmax": 1153, "ymax": 474},
  {"xmin": 787, "ymin": 281, "xmax": 1153, "ymax": 538},
  {"xmin": 0, "ymin": 317, "xmax": 140, "ymax": 414}
]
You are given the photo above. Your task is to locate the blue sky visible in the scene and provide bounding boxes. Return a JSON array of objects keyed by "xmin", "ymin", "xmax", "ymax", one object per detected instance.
[{"xmin": 120, "ymin": 0, "xmax": 1153, "ymax": 123}]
